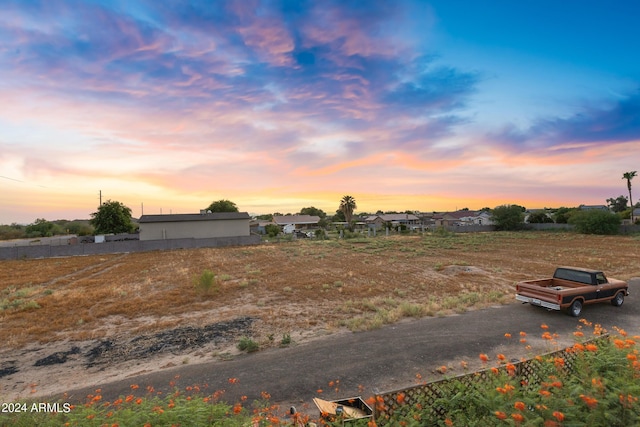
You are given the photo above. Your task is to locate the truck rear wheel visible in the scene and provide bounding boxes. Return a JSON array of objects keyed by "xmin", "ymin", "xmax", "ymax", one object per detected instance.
[
  {"xmin": 569, "ymin": 300, "xmax": 582, "ymax": 317},
  {"xmin": 611, "ymin": 292, "xmax": 625, "ymax": 307}
]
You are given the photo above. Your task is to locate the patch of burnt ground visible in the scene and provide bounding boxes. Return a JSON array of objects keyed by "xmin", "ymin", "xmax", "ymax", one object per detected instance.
[
  {"xmin": 0, "ymin": 361, "xmax": 18, "ymax": 378},
  {"xmin": 85, "ymin": 316, "xmax": 255, "ymax": 367},
  {"xmin": 34, "ymin": 346, "xmax": 81, "ymax": 367}
]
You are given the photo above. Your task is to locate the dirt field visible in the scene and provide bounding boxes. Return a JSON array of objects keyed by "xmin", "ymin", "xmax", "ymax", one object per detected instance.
[{"xmin": 1, "ymin": 231, "xmax": 639, "ymax": 401}]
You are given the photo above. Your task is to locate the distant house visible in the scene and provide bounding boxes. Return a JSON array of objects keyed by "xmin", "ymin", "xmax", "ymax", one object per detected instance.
[
  {"xmin": 364, "ymin": 213, "xmax": 420, "ymax": 230},
  {"xmin": 579, "ymin": 205, "xmax": 609, "ymax": 211},
  {"xmin": 250, "ymin": 220, "xmax": 272, "ymax": 235},
  {"xmin": 434, "ymin": 210, "xmax": 493, "ymax": 227},
  {"xmin": 138, "ymin": 212, "xmax": 251, "ymax": 241},
  {"xmin": 272, "ymin": 215, "xmax": 320, "ymax": 232}
]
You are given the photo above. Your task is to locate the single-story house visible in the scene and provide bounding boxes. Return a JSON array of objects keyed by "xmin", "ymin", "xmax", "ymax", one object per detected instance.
[
  {"xmin": 138, "ymin": 212, "xmax": 251, "ymax": 241},
  {"xmin": 364, "ymin": 213, "xmax": 421, "ymax": 230},
  {"xmin": 272, "ymin": 215, "xmax": 320, "ymax": 232},
  {"xmin": 434, "ymin": 210, "xmax": 493, "ymax": 227},
  {"xmin": 579, "ymin": 205, "xmax": 609, "ymax": 211}
]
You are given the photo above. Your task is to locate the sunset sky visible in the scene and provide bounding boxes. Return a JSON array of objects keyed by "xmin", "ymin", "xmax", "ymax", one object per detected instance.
[{"xmin": 1, "ymin": 1, "xmax": 639, "ymax": 224}]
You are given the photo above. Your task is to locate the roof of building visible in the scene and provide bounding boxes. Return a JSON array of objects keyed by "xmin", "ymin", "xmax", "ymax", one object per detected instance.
[
  {"xmin": 272, "ymin": 215, "xmax": 320, "ymax": 225},
  {"xmin": 371, "ymin": 214, "xmax": 420, "ymax": 222},
  {"xmin": 139, "ymin": 212, "xmax": 251, "ymax": 223}
]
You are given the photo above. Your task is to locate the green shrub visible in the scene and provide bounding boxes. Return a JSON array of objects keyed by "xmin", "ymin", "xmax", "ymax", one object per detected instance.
[
  {"xmin": 237, "ymin": 336, "xmax": 259, "ymax": 352},
  {"xmin": 265, "ymin": 223, "xmax": 280, "ymax": 237},
  {"xmin": 193, "ymin": 269, "xmax": 218, "ymax": 294},
  {"xmin": 569, "ymin": 209, "xmax": 621, "ymax": 234},
  {"xmin": 281, "ymin": 333, "xmax": 292, "ymax": 346}
]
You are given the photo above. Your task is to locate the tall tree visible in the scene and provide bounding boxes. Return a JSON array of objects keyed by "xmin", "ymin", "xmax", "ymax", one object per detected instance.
[
  {"xmin": 623, "ymin": 171, "xmax": 637, "ymax": 222},
  {"xmin": 606, "ymin": 195, "xmax": 628, "ymax": 213},
  {"xmin": 339, "ymin": 195, "xmax": 357, "ymax": 230},
  {"xmin": 205, "ymin": 199, "xmax": 239, "ymax": 213},
  {"xmin": 90, "ymin": 200, "xmax": 135, "ymax": 234},
  {"xmin": 490, "ymin": 205, "xmax": 525, "ymax": 231}
]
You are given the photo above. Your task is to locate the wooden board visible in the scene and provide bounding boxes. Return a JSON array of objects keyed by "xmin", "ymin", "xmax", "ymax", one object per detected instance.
[{"xmin": 312, "ymin": 397, "xmax": 368, "ymax": 419}]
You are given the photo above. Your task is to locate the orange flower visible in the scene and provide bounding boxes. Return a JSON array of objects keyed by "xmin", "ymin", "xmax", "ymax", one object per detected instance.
[
  {"xmin": 573, "ymin": 343, "xmax": 585, "ymax": 352},
  {"xmin": 437, "ymin": 365, "xmax": 447, "ymax": 374},
  {"xmin": 87, "ymin": 414, "xmax": 95, "ymax": 420},
  {"xmin": 539, "ymin": 390, "xmax": 551, "ymax": 397},
  {"xmin": 130, "ymin": 384, "xmax": 139, "ymax": 390},
  {"xmin": 615, "ymin": 339, "xmax": 626, "ymax": 349},
  {"xmin": 228, "ymin": 377, "xmax": 239, "ymax": 384},
  {"xmin": 479, "ymin": 353, "xmax": 489, "ymax": 362},
  {"xmin": 396, "ymin": 393, "xmax": 406, "ymax": 404},
  {"xmin": 506, "ymin": 363, "xmax": 516, "ymax": 376},
  {"xmin": 125, "ymin": 395, "xmax": 134, "ymax": 403},
  {"xmin": 580, "ymin": 394, "xmax": 598, "ymax": 409},
  {"xmin": 541, "ymin": 323, "xmax": 549, "ymax": 330},
  {"xmin": 444, "ymin": 419, "xmax": 453, "ymax": 426},
  {"xmin": 514, "ymin": 401, "xmax": 525, "ymax": 411},
  {"xmin": 627, "ymin": 353, "xmax": 637, "ymax": 362},
  {"xmin": 497, "ymin": 354, "xmax": 506, "ymax": 361},
  {"xmin": 519, "ymin": 331, "xmax": 527, "ymax": 337},
  {"xmin": 135, "ymin": 398, "xmax": 143, "ymax": 405},
  {"xmin": 544, "ymin": 421, "xmax": 559, "ymax": 427},
  {"xmin": 504, "ymin": 333, "xmax": 512, "ymax": 339},
  {"xmin": 233, "ymin": 403, "xmax": 242, "ymax": 414},
  {"xmin": 494, "ymin": 411, "xmax": 507, "ymax": 420},
  {"xmin": 512, "ymin": 413, "xmax": 525, "ymax": 422},
  {"xmin": 553, "ymin": 411, "xmax": 565, "ymax": 421},
  {"xmin": 542, "ymin": 332, "xmax": 553, "ymax": 340},
  {"xmin": 491, "ymin": 367, "xmax": 499, "ymax": 375},
  {"xmin": 573, "ymin": 331, "xmax": 584, "ymax": 337},
  {"xmin": 554, "ymin": 357, "xmax": 565, "ymax": 368},
  {"xmin": 585, "ymin": 344, "xmax": 598, "ymax": 352}
]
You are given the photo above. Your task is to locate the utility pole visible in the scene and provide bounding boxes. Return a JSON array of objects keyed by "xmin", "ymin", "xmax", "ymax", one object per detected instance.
[{"xmin": 99, "ymin": 190, "xmax": 102, "ymax": 206}]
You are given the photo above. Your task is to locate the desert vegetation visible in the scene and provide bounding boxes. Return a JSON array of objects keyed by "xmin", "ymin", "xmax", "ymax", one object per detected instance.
[
  {"xmin": 1, "ymin": 232, "xmax": 638, "ymax": 351},
  {"xmin": 4, "ymin": 321, "xmax": 640, "ymax": 426}
]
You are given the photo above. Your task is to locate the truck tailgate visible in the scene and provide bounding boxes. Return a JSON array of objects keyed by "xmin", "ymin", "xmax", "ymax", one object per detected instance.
[{"xmin": 516, "ymin": 282, "xmax": 562, "ymax": 310}]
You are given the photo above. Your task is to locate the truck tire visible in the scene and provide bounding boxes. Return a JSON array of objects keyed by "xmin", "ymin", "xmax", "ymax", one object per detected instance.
[
  {"xmin": 569, "ymin": 300, "xmax": 582, "ymax": 317},
  {"xmin": 611, "ymin": 291, "xmax": 625, "ymax": 307}
]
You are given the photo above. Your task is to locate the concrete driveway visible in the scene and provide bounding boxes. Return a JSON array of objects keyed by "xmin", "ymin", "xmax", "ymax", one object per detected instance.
[{"xmin": 63, "ymin": 278, "xmax": 640, "ymax": 411}]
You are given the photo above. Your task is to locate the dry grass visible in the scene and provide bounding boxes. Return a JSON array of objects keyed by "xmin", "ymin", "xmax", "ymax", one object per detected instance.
[{"xmin": 1, "ymin": 232, "xmax": 639, "ymax": 349}]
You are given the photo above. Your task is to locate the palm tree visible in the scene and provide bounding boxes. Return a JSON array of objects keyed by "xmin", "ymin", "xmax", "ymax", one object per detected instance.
[
  {"xmin": 339, "ymin": 195, "xmax": 357, "ymax": 230},
  {"xmin": 623, "ymin": 171, "xmax": 637, "ymax": 223}
]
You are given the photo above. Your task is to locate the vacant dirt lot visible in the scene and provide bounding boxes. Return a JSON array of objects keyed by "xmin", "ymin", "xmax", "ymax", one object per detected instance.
[{"xmin": 1, "ymin": 231, "xmax": 639, "ymax": 401}]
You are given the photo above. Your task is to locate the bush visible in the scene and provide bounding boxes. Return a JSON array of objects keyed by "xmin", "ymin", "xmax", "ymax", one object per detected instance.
[
  {"xmin": 491, "ymin": 205, "xmax": 525, "ymax": 231},
  {"xmin": 193, "ymin": 269, "xmax": 218, "ymax": 294},
  {"xmin": 569, "ymin": 209, "xmax": 621, "ymax": 234},
  {"xmin": 237, "ymin": 336, "xmax": 259, "ymax": 352},
  {"xmin": 265, "ymin": 224, "xmax": 280, "ymax": 237}
]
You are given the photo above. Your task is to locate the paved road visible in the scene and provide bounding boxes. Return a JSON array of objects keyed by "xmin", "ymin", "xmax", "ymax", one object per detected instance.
[{"xmin": 63, "ymin": 278, "xmax": 640, "ymax": 410}]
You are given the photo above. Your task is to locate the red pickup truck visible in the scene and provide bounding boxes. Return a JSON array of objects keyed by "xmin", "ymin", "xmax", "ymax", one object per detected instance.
[{"xmin": 515, "ymin": 267, "xmax": 628, "ymax": 317}]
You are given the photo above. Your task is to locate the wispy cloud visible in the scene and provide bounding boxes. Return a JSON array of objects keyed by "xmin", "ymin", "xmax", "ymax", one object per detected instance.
[
  {"xmin": 490, "ymin": 89, "xmax": 640, "ymax": 151},
  {"xmin": 1, "ymin": 1, "xmax": 639, "ymax": 222}
]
